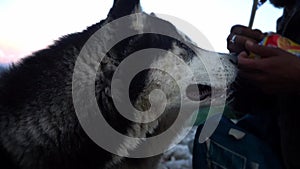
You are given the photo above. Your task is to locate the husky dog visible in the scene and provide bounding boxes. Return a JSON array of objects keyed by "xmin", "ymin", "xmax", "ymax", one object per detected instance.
[{"xmin": 0, "ymin": 0, "xmax": 237, "ymax": 169}]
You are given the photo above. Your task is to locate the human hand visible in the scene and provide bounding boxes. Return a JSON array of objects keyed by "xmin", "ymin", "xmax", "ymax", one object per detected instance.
[
  {"xmin": 227, "ymin": 25, "xmax": 265, "ymax": 54},
  {"xmin": 238, "ymin": 41, "xmax": 300, "ymax": 94}
]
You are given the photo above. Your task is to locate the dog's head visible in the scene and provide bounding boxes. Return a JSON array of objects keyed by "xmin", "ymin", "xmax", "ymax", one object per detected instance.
[
  {"xmin": 73, "ymin": 0, "xmax": 238, "ymax": 164},
  {"xmin": 89, "ymin": 0, "xmax": 237, "ymax": 110}
]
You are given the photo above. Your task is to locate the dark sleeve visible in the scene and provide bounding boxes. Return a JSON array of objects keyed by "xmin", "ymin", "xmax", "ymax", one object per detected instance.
[{"xmin": 277, "ymin": 7, "xmax": 300, "ymax": 44}]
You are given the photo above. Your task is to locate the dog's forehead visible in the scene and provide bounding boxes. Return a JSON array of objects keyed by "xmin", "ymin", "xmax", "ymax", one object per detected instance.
[
  {"xmin": 125, "ymin": 12, "xmax": 182, "ymax": 36},
  {"xmin": 133, "ymin": 13, "xmax": 196, "ymax": 53}
]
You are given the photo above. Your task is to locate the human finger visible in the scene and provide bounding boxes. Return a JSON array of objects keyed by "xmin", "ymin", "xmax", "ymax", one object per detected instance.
[
  {"xmin": 237, "ymin": 51, "xmax": 263, "ymax": 71},
  {"xmin": 227, "ymin": 34, "xmax": 259, "ymax": 53},
  {"xmin": 230, "ymin": 25, "xmax": 265, "ymax": 41},
  {"xmin": 244, "ymin": 40, "xmax": 285, "ymax": 58}
]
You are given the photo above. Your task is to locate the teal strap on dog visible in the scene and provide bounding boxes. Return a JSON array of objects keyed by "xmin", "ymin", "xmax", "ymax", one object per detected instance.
[{"xmin": 194, "ymin": 106, "xmax": 239, "ymax": 126}]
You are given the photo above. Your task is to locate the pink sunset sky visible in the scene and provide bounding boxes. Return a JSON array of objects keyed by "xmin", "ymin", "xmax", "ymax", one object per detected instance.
[
  {"xmin": 0, "ymin": 0, "xmax": 112, "ymax": 63},
  {"xmin": 0, "ymin": 0, "xmax": 282, "ymax": 64}
]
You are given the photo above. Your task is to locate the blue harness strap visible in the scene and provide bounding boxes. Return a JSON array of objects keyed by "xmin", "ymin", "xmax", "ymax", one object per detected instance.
[{"xmin": 193, "ymin": 116, "xmax": 283, "ymax": 169}]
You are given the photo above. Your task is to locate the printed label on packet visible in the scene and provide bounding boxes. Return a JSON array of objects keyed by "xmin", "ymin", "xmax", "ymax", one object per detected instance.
[{"xmin": 249, "ymin": 34, "xmax": 300, "ymax": 58}]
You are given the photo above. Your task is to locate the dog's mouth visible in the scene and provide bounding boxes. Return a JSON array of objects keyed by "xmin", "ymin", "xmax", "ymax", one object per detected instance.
[{"xmin": 186, "ymin": 84, "xmax": 212, "ymax": 101}]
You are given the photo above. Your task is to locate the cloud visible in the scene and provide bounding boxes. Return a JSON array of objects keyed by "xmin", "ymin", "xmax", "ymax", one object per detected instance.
[
  {"xmin": 0, "ymin": 49, "xmax": 9, "ymax": 63},
  {"xmin": 0, "ymin": 48, "xmax": 27, "ymax": 63},
  {"xmin": 0, "ymin": 49, "xmax": 4, "ymax": 58}
]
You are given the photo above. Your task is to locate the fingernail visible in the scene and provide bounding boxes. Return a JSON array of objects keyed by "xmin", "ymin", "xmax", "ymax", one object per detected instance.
[
  {"xmin": 238, "ymin": 51, "xmax": 247, "ymax": 58},
  {"xmin": 246, "ymin": 41, "xmax": 254, "ymax": 46}
]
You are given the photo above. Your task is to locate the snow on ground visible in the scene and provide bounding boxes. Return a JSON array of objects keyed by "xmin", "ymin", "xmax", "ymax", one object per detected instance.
[{"xmin": 159, "ymin": 127, "xmax": 197, "ymax": 169}]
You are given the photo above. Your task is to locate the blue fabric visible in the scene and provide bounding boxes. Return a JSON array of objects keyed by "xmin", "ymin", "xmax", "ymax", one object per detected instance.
[{"xmin": 193, "ymin": 116, "xmax": 283, "ymax": 169}]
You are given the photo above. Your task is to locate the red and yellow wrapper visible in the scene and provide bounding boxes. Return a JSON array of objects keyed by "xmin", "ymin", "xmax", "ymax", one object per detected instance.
[{"xmin": 250, "ymin": 34, "xmax": 300, "ymax": 58}]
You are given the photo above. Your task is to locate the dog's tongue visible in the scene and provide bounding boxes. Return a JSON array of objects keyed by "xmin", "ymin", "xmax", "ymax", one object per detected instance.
[{"xmin": 186, "ymin": 84, "xmax": 211, "ymax": 101}]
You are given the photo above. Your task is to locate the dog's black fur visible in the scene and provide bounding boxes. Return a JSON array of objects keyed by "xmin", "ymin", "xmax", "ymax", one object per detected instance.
[{"xmin": 0, "ymin": 0, "xmax": 199, "ymax": 169}]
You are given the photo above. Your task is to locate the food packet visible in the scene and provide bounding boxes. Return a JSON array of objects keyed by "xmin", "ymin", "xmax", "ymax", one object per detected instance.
[{"xmin": 250, "ymin": 34, "xmax": 300, "ymax": 58}]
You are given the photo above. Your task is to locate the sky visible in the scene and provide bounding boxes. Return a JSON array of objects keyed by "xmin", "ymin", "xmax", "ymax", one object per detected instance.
[{"xmin": 0, "ymin": 0, "xmax": 283, "ymax": 63}]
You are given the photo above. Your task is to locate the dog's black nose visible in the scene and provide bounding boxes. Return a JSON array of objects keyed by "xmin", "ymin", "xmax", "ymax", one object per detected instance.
[{"xmin": 228, "ymin": 53, "xmax": 238, "ymax": 65}]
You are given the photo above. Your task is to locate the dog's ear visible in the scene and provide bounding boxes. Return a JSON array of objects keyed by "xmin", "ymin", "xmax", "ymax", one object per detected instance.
[{"xmin": 108, "ymin": 0, "xmax": 141, "ymax": 19}]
